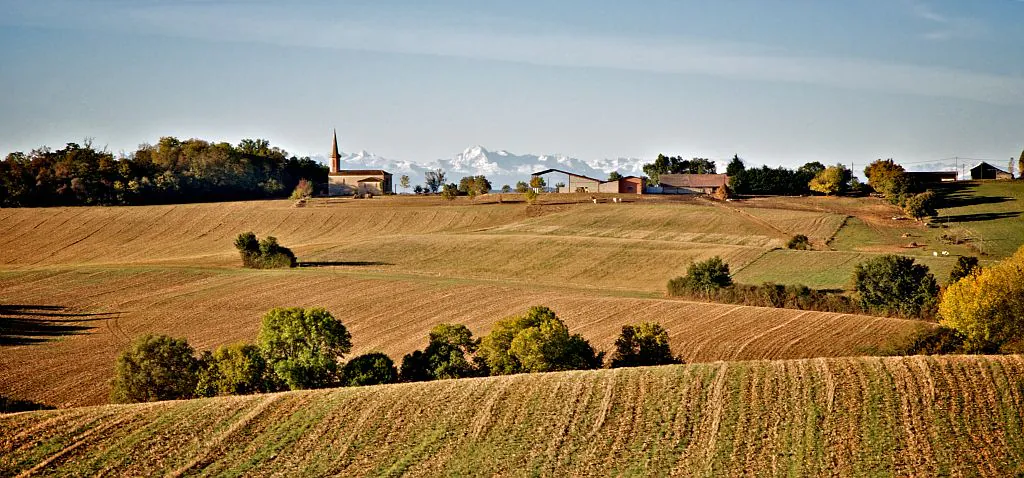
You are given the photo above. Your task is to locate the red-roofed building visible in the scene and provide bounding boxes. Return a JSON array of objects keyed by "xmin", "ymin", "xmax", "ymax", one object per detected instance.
[{"xmin": 657, "ymin": 174, "xmax": 729, "ymax": 194}]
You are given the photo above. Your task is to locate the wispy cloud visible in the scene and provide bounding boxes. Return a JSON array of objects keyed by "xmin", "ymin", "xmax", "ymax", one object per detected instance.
[
  {"xmin": 909, "ymin": 0, "xmax": 986, "ymax": 41},
  {"xmin": 6, "ymin": 1, "xmax": 1024, "ymax": 105}
]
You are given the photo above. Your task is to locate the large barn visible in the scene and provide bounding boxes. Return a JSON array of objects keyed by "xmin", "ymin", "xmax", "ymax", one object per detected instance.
[
  {"xmin": 970, "ymin": 162, "xmax": 1012, "ymax": 180},
  {"xmin": 327, "ymin": 131, "xmax": 392, "ymax": 196},
  {"xmin": 657, "ymin": 174, "xmax": 729, "ymax": 195},
  {"xmin": 530, "ymin": 169, "xmax": 644, "ymax": 194}
]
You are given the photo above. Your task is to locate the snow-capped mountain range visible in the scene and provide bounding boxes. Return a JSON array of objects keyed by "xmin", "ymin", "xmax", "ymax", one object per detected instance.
[{"xmin": 313, "ymin": 146, "xmax": 647, "ymax": 188}]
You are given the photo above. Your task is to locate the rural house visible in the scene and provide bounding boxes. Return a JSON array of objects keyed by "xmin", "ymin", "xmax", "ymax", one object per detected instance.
[
  {"xmin": 531, "ymin": 169, "xmax": 644, "ymax": 194},
  {"xmin": 970, "ymin": 162, "xmax": 1013, "ymax": 180},
  {"xmin": 657, "ymin": 174, "xmax": 730, "ymax": 195},
  {"xmin": 327, "ymin": 131, "xmax": 393, "ymax": 195}
]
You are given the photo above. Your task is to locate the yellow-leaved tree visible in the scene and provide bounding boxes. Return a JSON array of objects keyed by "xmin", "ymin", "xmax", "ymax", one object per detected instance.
[{"xmin": 939, "ymin": 247, "xmax": 1024, "ymax": 352}]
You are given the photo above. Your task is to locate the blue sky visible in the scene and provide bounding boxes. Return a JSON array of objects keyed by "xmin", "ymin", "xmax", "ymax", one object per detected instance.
[{"xmin": 1, "ymin": 0, "xmax": 1023, "ymax": 171}]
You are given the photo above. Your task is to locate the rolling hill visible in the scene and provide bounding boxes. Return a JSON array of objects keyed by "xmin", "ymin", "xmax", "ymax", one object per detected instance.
[{"xmin": 3, "ymin": 354, "xmax": 1023, "ymax": 476}]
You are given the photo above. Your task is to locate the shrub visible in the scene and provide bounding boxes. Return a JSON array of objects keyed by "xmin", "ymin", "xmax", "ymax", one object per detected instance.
[
  {"xmin": 948, "ymin": 256, "xmax": 980, "ymax": 283},
  {"xmin": 853, "ymin": 255, "xmax": 938, "ymax": 318},
  {"xmin": 234, "ymin": 232, "xmax": 296, "ymax": 269},
  {"xmin": 400, "ymin": 323, "xmax": 484, "ymax": 382},
  {"xmin": 903, "ymin": 191, "xmax": 936, "ymax": 219},
  {"xmin": 195, "ymin": 342, "xmax": 272, "ymax": 397},
  {"xmin": 289, "ymin": 178, "xmax": 314, "ymax": 199},
  {"xmin": 340, "ymin": 352, "xmax": 398, "ymax": 387},
  {"xmin": 441, "ymin": 183, "xmax": 459, "ymax": 201},
  {"xmin": 786, "ymin": 234, "xmax": 810, "ymax": 250},
  {"xmin": 609, "ymin": 322, "xmax": 682, "ymax": 368},
  {"xmin": 0, "ymin": 395, "xmax": 55, "ymax": 413},
  {"xmin": 478, "ymin": 306, "xmax": 603, "ymax": 375},
  {"xmin": 896, "ymin": 326, "xmax": 973, "ymax": 355},
  {"xmin": 524, "ymin": 188, "xmax": 539, "ymax": 205},
  {"xmin": 111, "ymin": 334, "xmax": 199, "ymax": 403},
  {"xmin": 257, "ymin": 307, "xmax": 352, "ymax": 390},
  {"xmin": 666, "ymin": 256, "xmax": 732, "ymax": 298},
  {"xmin": 939, "ymin": 247, "xmax": 1024, "ymax": 352}
]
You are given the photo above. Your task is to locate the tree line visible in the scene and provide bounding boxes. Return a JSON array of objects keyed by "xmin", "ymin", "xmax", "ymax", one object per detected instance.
[
  {"xmin": 0, "ymin": 137, "xmax": 326, "ymax": 207},
  {"xmin": 111, "ymin": 306, "xmax": 682, "ymax": 404}
]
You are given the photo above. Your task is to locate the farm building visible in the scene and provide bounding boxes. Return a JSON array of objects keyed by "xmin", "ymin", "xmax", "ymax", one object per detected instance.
[
  {"xmin": 531, "ymin": 169, "xmax": 644, "ymax": 194},
  {"xmin": 327, "ymin": 131, "xmax": 393, "ymax": 195},
  {"xmin": 905, "ymin": 171, "xmax": 957, "ymax": 183},
  {"xmin": 658, "ymin": 174, "xmax": 729, "ymax": 194},
  {"xmin": 970, "ymin": 162, "xmax": 1013, "ymax": 180}
]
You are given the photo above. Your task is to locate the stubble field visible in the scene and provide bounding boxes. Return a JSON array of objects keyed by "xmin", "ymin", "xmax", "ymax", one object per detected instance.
[{"xmin": 3, "ymin": 354, "xmax": 1023, "ymax": 476}]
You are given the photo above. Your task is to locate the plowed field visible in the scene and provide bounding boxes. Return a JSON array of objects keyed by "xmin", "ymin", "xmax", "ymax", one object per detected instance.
[
  {"xmin": 3, "ymin": 355, "xmax": 1023, "ymax": 476},
  {"xmin": 0, "ymin": 267, "xmax": 926, "ymax": 408}
]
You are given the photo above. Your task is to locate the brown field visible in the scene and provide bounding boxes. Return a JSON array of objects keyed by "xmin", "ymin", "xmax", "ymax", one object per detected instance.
[
  {"xmin": 4, "ymin": 354, "xmax": 1023, "ymax": 476},
  {"xmin": 0, "ymin": 267, "xmax": 926, "ymax": 408}
]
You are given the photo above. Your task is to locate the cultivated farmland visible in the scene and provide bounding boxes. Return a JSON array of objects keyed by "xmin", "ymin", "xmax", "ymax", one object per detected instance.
[{"xmin": 3, "ymin": 354, "xmax": 1023, "ymax": 476}]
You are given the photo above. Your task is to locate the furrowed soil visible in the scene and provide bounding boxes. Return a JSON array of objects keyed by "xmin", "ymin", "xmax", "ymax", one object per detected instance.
[
  {"xmin": 0, "ymin": 194, "xmax": 957, "ymax": 408},
  {"xmin": 3, "ymin": 355, "xmax": 1023, "ymax": 477}
]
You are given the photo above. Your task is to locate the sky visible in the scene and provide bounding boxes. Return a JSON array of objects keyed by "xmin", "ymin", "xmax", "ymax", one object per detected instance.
[{"xmin": 1, "ymin": 0, "xmax": 1023, "ymax": 172}]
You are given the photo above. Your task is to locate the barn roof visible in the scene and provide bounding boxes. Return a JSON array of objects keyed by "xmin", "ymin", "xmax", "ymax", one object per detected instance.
[
  {"xmin": 970, "ymin": 162, "xmax": 1008, "ymax": 174},
  {"xmin": 658, "ymin": 174, "xmax": 729, "ymax": 188},
  {"xmin": 531, "ymin": 168, "xmax": 603, "ymax": 183}
]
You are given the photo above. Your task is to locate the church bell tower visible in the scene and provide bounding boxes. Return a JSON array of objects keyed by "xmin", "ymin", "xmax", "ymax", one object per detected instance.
[{"xmin": 330, "ymin": 129, "xmax": 341, "ymax": 174}]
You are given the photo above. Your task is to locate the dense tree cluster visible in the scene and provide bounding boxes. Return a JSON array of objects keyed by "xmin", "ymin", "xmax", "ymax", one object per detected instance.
[
  {"xmin": 668, "ymin": 255, "xmax": 941, "ymax": 320},
  {"xmin": 863, "ymin": 159, "xmax": 935, "ymax": 219},
  {"xmin": 642, "ymin": 154, "xmax": 716, "ymax": 185},
  {"xmin": 457, "ymin": 175, "xmax": 493, "ymax": 197},
  {"xmin": 726, "ymin": 157, "xmax": 830, "ymax": 196},
  {"xmin": 0, "ymin": 138, "xmax": 326, "ymax": 207},
  {"xmin": 234, "ymin": 232, "xmax": 296, "ymax": 269},
  {"xmin": 111, "ymin": 306, "xmax": 683, "ymax": 403}
]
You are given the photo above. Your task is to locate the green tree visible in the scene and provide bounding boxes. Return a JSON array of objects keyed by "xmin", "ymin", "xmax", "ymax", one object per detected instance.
[
  {"xmin": 501, "ymin": 184, "xmax": 512, "ymax": 193},
  {"xmin": 524, "ymin": 187, "xmax": 539, "ymax": 205},
  {"xmin": 809, "ymin": 164, "xmax": 851, "ymax": 196},
  {"xmin": 939, "ymin": 247, "xmax": 1024, "ymax": 352},
  {"xmin": 424, "ymin": 169, "xmax": 446, "ymax": 193},
  {"xmin": 854, "ymin": 255, "xmax": 938, "ymax": 318},
  {"xmin": 609, "ymin": 322, "xmax": 682, "ymax": 368},
  {"xmin": 340, "ymin": 352, "xmax": 398, "ymax": 386},
  {"xmin": 786, "ymin": 234, "xmax": 810, "ymax": 250},
  {"xmin": 608, "ymin": 171, "xmax": 622, "ymax": 181},
  {"xmin": 478, "ymin": 306, "xmax": 603, "ymax": 375},
  {"xmin": 399, "ymin": 174, "xmax": 410, "ymax": 192},
  {"xmin": 948, "ymin": 256, "xmax": 980, "ymax": 283},
  {"xmin": 441, "ymin": 183, "xmax": 459, "ymax": 201},
  {"xmin": 515, "ymin": 181, "xmax": 530, "ymax": 193},
  {"xmin": 257, "ymin": 307, "xmax": 352, "ymax": 390},
  {"xmin": 864, "ymin": 159, "xmax": 909, "ymax": 202},
  {"xmin": 195, "ymin": 342, "xmax": 271, "ymax": 397},
  {"xmin": 903, "ymin": 191, "xmax": 936, "ymax": 219},
  {"xmin": 473, "ymin": 175, "xmax": 492, "ymax": 195},
  {"xmin": 400, "ymin": 323, "xmax": 483, "ymax": 382},
  {"xmin": 111, "ymin": 334, "xmax": 199, "ymax": 403},
  {"xmin": 725, "ymin": 155, "xmax": 745, "ymax": 177},
  {"xmin": 529, "ymin": 176, "xmax": 546, "ymax": 189},
  {"xmin": 666, "ymin": 256, "xmax": 733, "ymax": 298}
]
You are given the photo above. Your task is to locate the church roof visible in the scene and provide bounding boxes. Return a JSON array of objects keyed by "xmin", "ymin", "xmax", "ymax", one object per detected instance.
[
  {"xmin": 331, "ymin": 129, "xmax": 340, "ymax": 160},
  {"xmin": 329, "ymin": 169, "xmax": 392, "ymax": 176}
]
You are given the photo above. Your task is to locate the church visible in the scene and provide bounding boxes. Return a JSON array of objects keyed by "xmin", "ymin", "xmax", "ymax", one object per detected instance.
[{"xmin": 327, "ymin": 131, "xmax": 393, "ymax": 196}]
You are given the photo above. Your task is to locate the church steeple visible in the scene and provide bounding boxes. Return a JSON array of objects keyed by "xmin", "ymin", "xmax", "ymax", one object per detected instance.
[{"xmin": 330, "ymin": 129, "xmax": 341, "ymax": 174}]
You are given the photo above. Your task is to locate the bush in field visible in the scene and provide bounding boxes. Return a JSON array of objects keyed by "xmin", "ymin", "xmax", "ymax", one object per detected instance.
[
  {"xmin": 903, "ymin": 191, "xmax": 937, "ymax": 219},
  {"xmin": 524, "ymin": 187, "xmax": 539, "ymax": 205},
  {"xmin": 340, "ymin": 352, "xmax": 398, "ymax": 387},
  {"xmin": 478, "ymin": 306, "xmax": 603, "ymax": 375},
  {"xmin": 110, "ymin": 334, "xmax": 199, "ymax": 403},
  {"xmin": 195, "ymin": 342, "xmax": 272, "ymax": 397},
  {"xmin": 289, "ymin": 178, "xmax": 314, "ymax": 199},
  {"xmin": 234, "ymin": 232, "xmax": 296, "ymax": 269},
  {"xmin": 948, "ymin": 256, "xmax": 980, "ymax": 283},
  {"xmin": 609, "ymin": 322, "xmax": 682, "ymax": 368},
  {"xmin": 897, "ymin": 326, "xmax": 973, "ymax": 355},
  {"xmin": 441, "ymin": 183, "xmax": 459, "ymax": 201},
  {"xmin": 939, "ymin": 248, "xmax": 1024, "ymax": 352},
  {"xmin": 786, "ymin": 234, "xmax": 810, "ymax": 250},
  {"xmin": 400, "ymin": 323, "xmax": 484, "ymax": 382},
  {"xmin": 854, "ymin": 255, "xmax": 938, "ymax": 318},
  {"xmin": 666, "ymin": 256, "xmax": 732, "ymax": 298},
  {"xmin": 257, "ymin": 307, "xmax": 352, "ymax": 390},
  {"xmin": 0, "ymin": 395, "xmax": 55, "ymax": 413}
]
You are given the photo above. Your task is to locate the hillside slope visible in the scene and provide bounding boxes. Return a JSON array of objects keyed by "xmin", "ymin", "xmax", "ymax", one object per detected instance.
[
  {"xmin": 3, "ymin": 355, "xmax": 1023, "ymax": 476},
  {"xmin": 0, "ymin": 267, "xmax": 926, "ymax": 408}
]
